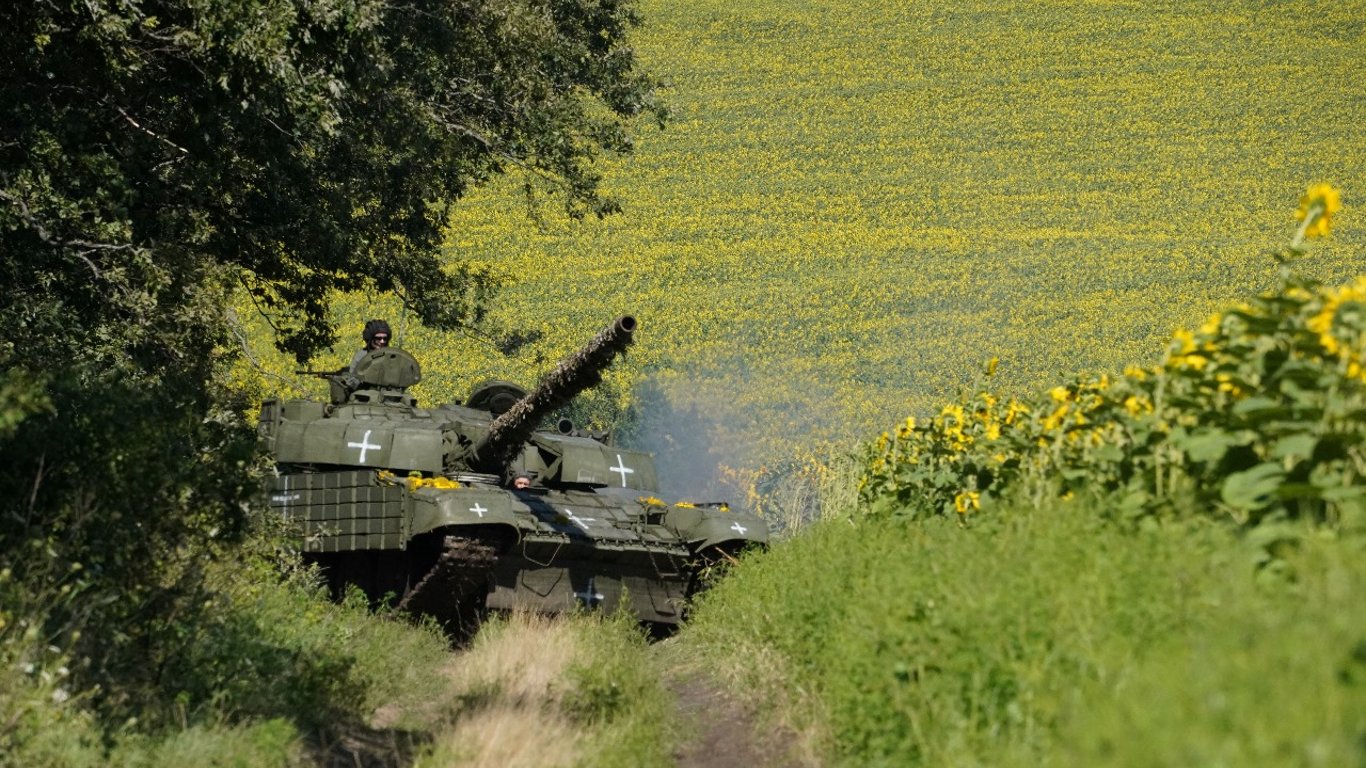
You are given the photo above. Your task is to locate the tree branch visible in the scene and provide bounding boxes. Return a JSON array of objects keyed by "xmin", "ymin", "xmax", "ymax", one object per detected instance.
[
  {"xmin": 0, "ymin": 187, "xmax": 139, "ymax": 278},
  {"xmin": 115, "ymin": 105, "xmax": 190, "ymax": 156}
]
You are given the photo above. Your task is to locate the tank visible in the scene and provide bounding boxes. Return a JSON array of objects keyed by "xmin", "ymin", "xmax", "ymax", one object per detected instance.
[{"xmin": 257, "ymin": 316, "xmax": 767, "ymax": 631}]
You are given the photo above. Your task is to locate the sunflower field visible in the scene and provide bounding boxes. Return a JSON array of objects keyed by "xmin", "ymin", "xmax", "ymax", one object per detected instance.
[
  {"xmin": 859, "ymin": 186, "xmax": 1366, "ymax": 536},
  {"xmin": 235, "ymin": 0, "xmax": 1366, "ymax": 515}
]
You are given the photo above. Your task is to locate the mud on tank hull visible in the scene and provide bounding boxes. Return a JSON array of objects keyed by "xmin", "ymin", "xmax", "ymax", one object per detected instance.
[{"xmin": 270, "ymin": 469, "xmax": 763, "ymax": 631}]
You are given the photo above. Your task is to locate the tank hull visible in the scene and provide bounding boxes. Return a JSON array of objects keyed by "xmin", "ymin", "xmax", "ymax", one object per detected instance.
[{"xmin": 270, "ymin": 469, "xmax": 719, "ymax": 627}]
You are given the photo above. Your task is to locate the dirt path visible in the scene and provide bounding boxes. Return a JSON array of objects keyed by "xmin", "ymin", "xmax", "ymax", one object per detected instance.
[
  {"xmin": 665, "ymin": 670, "xmax": 809, "ymax": 768},
  {"xmin": 311, "ymin": 624, "xmax": 814, "ymax": 768}
]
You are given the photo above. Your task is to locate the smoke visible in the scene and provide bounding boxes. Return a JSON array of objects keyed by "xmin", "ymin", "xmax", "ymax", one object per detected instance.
[
  {"xmin": 617, "ymin": 375, "xmax": 753, "ymax": 504},
  {"xmin": 616, "ymin": 370, "xmax": 855, "ymax": 534}
]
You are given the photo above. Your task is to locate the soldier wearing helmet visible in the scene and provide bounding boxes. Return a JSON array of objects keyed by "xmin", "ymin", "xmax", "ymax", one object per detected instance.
[{"xmin": 349, "ymin": 319, "xmax": 392, "ymax": 373}]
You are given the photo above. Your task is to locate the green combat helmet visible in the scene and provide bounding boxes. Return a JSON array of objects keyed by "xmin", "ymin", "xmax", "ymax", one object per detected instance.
[{"xmin": 259, "ymin": 316, "xmax": 768, "ymax": 633}]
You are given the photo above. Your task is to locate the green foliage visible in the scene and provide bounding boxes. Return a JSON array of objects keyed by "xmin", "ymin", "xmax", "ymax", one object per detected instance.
[
  {"xmin": 859, "ymin": 199, "xmax": 1366, "ymax": 531},
  {"xmin": 0, "ymin": 369, "xmax": 52, "ymax": 439},
  {"xmin": 685, "ymin": 501, "xmax": 1366, "ymax": 767},
  {"xmin": 112, "ymin": 719, "xmax": 301, "ymax": 768},
  {"xmin": 0, "ymin": 0, "xmax": 662, "ymax": 748},
  {"xmin": 2, "ymin": 0, "xmax": 664, "ymax": 357},
  {"xmin": 2, "ymin": 538, "xmax": 453, "ymax": 767},
  {"xmin": 563, "ymin": 612, "xmax": 675, "ymax": 768}
]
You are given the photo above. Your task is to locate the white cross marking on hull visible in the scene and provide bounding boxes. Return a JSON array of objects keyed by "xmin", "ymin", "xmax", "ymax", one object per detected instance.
[
  {"xmin": 730, "ymin": 522, "xmax": 748, "ymax": 535},
  {"xmin": 609, "ymin": 454, "xmax": 635, "ymax": 487},
  {"xmin": 347, "ymin": 429, "xmax": 382, "ymax": 462},
  {"xmin": 574, "ymin": 577, "xmax": 605, "ymax": 607},
  {"xmin": 564, "ymin": 509, "xmax": 596, "ymax": 531},
  {"xmin": 469, "ymin": 503, "xmax": 488, "ymax": 518}
]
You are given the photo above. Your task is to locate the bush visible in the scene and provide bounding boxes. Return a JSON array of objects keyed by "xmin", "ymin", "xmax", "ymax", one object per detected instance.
[
  {"xmin": 859, "ymin": 186, "xmax": 1365, "ymax": 532},
  {"xmin": 1, "ymin": 531, "xmax": 454, "ymax": 767}
]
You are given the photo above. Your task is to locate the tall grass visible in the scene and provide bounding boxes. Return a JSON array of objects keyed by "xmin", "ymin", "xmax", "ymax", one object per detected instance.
[
  {"xmin": 417, "ymin": 610, "xmax": 675, "ymax": 768},
  {"xmin": 0, "ymin": 540, "xmax": 454, "ymax": 767},
  {"xmin": 3, "ymin": 550, "xmax": 684, "ymax": 767},
  {"xmin": 684, "ymin": 501, "xmax": 1365, "ymax": 766}
]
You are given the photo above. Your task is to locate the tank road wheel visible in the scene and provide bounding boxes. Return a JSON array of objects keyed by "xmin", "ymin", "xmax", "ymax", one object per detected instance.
[{"xmin": 398, "ymin": 535, "xmax": 498, "ymax": 640}]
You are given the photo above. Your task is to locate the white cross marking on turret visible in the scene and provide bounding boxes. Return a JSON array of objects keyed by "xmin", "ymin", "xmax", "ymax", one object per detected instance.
[
  {"xmin": 609, "ymin": 454, "xmax": 635, "ymax": 487},
  {"xmin": 347, "ymin": 430, "xmax": 382, "ymax": 462},
  {"xmin": 564, "ymin": 509, "xmax": 596, "ymax": 531},
  {"xmin": 469, "ymin": 503, "xmax": 487, "ymax": 518},
  {"xmin": 730, "ymin": 522, "xmax": 748, "ymax": 535},
  {"xmin": 574, "ymin": 577, "xmax": 604, "ymax": 607}
]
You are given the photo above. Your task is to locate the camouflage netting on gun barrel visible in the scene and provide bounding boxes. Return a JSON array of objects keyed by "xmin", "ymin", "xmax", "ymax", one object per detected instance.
[{"xmin": 474, "ymin": 316, "xmax": 636, "ymax": 473}]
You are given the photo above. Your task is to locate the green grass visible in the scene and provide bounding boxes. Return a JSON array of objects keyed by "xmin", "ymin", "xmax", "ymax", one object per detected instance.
[
  {"xmin": 0, "ymin": 538, "xmax": 455, "ymax": 768},
  {"xmin": 3, "ymin": 542, "xmax": 683, "ymax": 768},
  {"xmin": 414, "ymin": 610, "xmax": 675, "ymax": 768},
  {"xmin": 683, "ymin": 499, "xmax": 1366, "ymax": 766}
]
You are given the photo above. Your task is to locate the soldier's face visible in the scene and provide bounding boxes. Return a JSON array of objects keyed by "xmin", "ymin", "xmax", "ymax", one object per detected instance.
[
  {"xmin": 514, "ymin": 477, "xmax": 531, "ymax": 489},
  {"xmin": 373, "ymin": 334, "xmax": 389, "ymax": 347}
]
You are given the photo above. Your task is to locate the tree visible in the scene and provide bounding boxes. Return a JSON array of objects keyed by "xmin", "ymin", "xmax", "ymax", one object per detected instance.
[{"xmin": 0, "ymin": 0, "xmax": 663, "ymax": 710}]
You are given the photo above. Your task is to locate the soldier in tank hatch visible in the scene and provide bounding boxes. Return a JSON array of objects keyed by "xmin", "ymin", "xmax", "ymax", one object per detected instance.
[{"xmin": 350, "ymin": 319, "xmax": 392, "ymax": 373}]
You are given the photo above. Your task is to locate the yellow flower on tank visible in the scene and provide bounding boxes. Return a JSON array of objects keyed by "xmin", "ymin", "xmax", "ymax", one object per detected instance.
[
  {"xmin": 896, "ymin": 415, "xmax": 917, "ymax": 438},
  {"xmin": 1214, "ymin": 373, "xmax": 1244, "ymax": 396}
]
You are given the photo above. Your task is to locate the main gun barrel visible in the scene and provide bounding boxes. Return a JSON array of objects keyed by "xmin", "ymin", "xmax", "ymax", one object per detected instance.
[{"xmin": 473, "ymin": 315, "xmax": 636, "ymax": 474}]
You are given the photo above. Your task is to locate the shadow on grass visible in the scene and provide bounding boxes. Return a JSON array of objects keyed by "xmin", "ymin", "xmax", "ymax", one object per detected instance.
[{"xmin": 303, "ymin": 722, "xmax": 432, "ymax": 768}]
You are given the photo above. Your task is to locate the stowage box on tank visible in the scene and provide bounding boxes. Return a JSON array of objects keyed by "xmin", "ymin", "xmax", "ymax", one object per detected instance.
[{"xmin": 257, "ymin": 316, "xmax": 767, "ymax": 630}]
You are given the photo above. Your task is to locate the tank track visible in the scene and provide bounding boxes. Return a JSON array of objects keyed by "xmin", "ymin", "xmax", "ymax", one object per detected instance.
[{"xmin": 398, "ymin": 536, "xmax": 497, "ymax": 629}]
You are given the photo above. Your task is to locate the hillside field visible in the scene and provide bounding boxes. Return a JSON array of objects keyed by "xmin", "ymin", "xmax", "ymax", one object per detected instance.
[{"xmin": 239, "ymin": 0, "xmax": 1366, "ymax": 498}]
